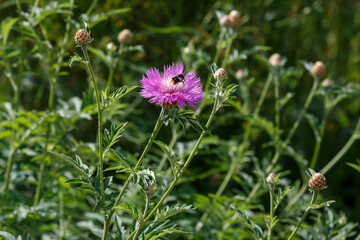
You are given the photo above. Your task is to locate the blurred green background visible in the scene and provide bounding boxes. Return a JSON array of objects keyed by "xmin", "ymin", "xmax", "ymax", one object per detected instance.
[{"xmin": 1, "ymin": 0, "xmax": 360, "ymax": 235}]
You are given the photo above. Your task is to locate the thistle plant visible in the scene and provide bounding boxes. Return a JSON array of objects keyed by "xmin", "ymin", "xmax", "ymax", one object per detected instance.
[{"xmin": 1, "ymin": 2, "xmax": 360, "ymax": 240}]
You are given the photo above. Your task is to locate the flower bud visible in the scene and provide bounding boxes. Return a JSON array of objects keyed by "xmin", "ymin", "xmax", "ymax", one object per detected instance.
[
  {"xmin": 117, "ymin": 29, "xmax": 133, "ymax": 44},
  {"xmin": 309, "ymin": 172, "xmax": 326, "ymax": 191},
  {"xmin": 236, "ymin": 69, "xmax": 245, "ymax": 80},
  {"xmin": 266, "ymin": 173, "xmax": 276, "ymax": 184},
  {"xmin": 220, "ymin": 15, "xmax": 231, "ymax": 27},
  {"xmin": 214, "ymin": 68, "xmax": 228, "ymax": 81},
  {"xmin": 311, "ymin": 61, "xmax": 326, "ymax": 77},
  {"xmin": 321, "ymin": 78, "xmax": 332, "ymax": 87},
  {"xmin": 268, "ymin": 53, "xmax": 282, "ymax": 67},
  {"xmin": 228, "ymin": 10, "xmax": 241, "ymax": 27},
  {"xmin": 74, "ymin": 29, "xmax": 91, "ymax": 46}
]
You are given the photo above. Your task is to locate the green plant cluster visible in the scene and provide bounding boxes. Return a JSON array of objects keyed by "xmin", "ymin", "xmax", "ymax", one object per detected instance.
[{"xmin": 1, "ymin": 0, "xmax": 360, "ymax": 239}]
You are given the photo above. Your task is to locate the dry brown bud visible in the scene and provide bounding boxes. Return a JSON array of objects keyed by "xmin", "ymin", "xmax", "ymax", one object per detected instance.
[
  {"xmin": 220, "ymin": 15, "xmax": 231, "ymax": 26},
  {"xmin": 309, "ymin": 173, "xmax": 326, "ymax": 191},
  {"xmin": 214, "ymin": 68, "xmax": 228, "ymax": 81},
  {"xmin": 311, "ymin": 61, "xmax": 326, "ymax": 77},
  {"xmin": 117, "ymin": 29, "xmax": 133, "ymax": 44},
  {"xmin": 321, "ymin": 78, "xmax": 332, "ymax": 87},
  {"xmin": 268, "ymin": 53, "xmax": 282, "ymax": 67},
  {"xmin": 74, "ymin": 29, "xmax": 91, "ymax": 46},
  {"xmin": 228, "ymin": 10, "xmax": 241, "ymax": 27}
]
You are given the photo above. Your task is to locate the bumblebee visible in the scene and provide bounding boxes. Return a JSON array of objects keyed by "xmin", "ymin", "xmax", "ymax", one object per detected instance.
[{"xmin": 171, "ymin": 74, "xmax": 185, "ymax": 85}]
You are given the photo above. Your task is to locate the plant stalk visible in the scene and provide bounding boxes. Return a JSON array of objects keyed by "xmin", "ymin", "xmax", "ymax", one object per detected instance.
[
  {"xmin": 287, "ymin": 191, "xmax": 318, "ymax": 240},
  {"xmin": 102, "ymin": 108, "xmax": 165, "ymax": 240},
  {"xmin": 81, "ymin": 45, "xmax": 106, "ymax": 213}
]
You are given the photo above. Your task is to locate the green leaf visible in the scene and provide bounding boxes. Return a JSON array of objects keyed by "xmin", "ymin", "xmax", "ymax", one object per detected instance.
[
  {"xmin": 64, "ymin": 178, "xmax": 89, "ymax": 184},
  {"xmin": 310, "ymin": 200, "xmax": 335, "ymax": 209},
  {"xmin": 274, "ymin": 187, "xmax": 295, "ymax": 211},
  {"xmin": 102, "ymin": 122, "xmax": 128, "ymax": 156},
  {"xmin": 49, "ymin": 152, "xmax": 90, "ymax": 178},
  {"xmin": 68, "ymin": 53, "xmax": 83, "ymax": 67},
  {"xmin": 0, "ymin": 231, "xmax": 17, "ymax": 240},
  {"xmin": 231, "ymin": 206, "xmax": 263, "ymax": 239},
  {"xmin": 101, "ymin": 86, "xmax": 137, "ymax": 111},
  {"xmin": 211, "ymin": 63, "xmax": 218, "ymax": 75},
  {"xmin": 0, "ymin": 130, "xmax": 13, "ymax": 139},
  {"xmin": 87, "ymin": 8, "xmax": 132, "ymax": 28},
  {"xmin": 1, "ymin": 17, "xmax": 18, "ymax": 46},
  {"xmin": 114, "ymin": 202, "xmax": 140, "ymax": 220},
  {"xmin": 154, "ymin": 204, "xmax": 195, "ymax": 223},
  {"xmin": 346, "ymin": 160, "xmax": 360, "ymax": 172}
]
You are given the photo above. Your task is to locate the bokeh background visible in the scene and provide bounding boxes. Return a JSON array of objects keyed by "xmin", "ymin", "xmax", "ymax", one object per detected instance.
[{"xmin": 1, "ymin": 0, "xmax": 360, "ymax": 238}]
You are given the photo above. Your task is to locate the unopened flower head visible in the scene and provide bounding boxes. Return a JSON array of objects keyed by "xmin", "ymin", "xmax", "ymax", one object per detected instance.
[
  {"xmin": 214, "ymin": 68, "xmax": 228, "ymax": 81},
  {"xmin": 236, "ymin": 69, "xmax": 245, "ymax": 80},
  {"xmin": 266, "ymin": 173, "xmax": 277, "ymax": 184},
  {"xmin": 140, "ymin": 63, "xmax": 203, "ymax": 109},
  {"xmin": 268, "ymin": 53, "xmax": 282, "ymax": 67},
  {"xmin": 75, "ymin": 29, "xmax": 91, "ymax": 46},
  {"xmin": 311, "ymin": 61, "xmax": 326, "ymax": 77},
  {"xmin": 228, "ymin": 10, "xmax": 241, "ymax": 27},
  {"xmin": 321, "ymin": 78, "xmax": 332, "ymax": 87},
  {"xmin": 117, "ymin": 29, "xmax": 133, "ymax": 44},
  {"xmin": 309, "ymin": 172, "xmax": 326, "ymax": 191},
  {"xmin": 220, "ymin": 15, "xmax": 231, "ymax": 27}
]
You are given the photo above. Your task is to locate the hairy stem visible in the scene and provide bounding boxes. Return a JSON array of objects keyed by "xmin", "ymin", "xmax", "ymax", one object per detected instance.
[
  {"xmin": 131, "ymin": 83, "xmax": 221, "ymax": 239},
  {"xmin": 268, "ymin": 186, "xmax": 275, "ymax": 240},
  {"xmin": 102, "ymin": 109, "xmax": 165, "ymax": 240},
  {"xmin": 287, "ymin": 191, "xmax": 318, "ymax": 240},
  {"xmin": 81, "ymin": 45, "xmax": 106, "ymax": 213}
]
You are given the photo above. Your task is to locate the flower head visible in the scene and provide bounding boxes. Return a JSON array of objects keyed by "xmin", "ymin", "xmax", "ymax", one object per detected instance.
[
  {"xmin": 309, "ymin": 172, "xmax": 326, "ymax": 191},
  {"xmin": 75, "ymin": 29, "xmax": 91, "ymax": 46},
  {"xmin": 140, "ymin": 63, "xmax": 203, "ymax": 109}
]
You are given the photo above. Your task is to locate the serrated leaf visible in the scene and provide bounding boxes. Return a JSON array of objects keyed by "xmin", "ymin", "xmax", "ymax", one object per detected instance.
[
  {"xmin": 101, "ymin": 86, "xmax": 137, "ymax": 111},
  {"xmin": 64, "ymin": 178, "xmax": 89, "ymax": 184},
  {"xmin": 274, "ymin": 187, "xmax": 295, "ymax": 211},
  {"xmin": 154, "ymin": 204, "xmax": 195, "ymax": 223},
  {"xmin": 2, "ymin": 17, "xmax": 18, "ymax": 46},
  {"xmin": 310, "ymin": 200, "xmax": 335, "ymax": 209},
  {"xmin": 68, "ymin": 53, "xmax": 83, "ymax": 67},
  {"xmin": 49, "ymin": 152, "xmax": 90, "ymax": 178}
]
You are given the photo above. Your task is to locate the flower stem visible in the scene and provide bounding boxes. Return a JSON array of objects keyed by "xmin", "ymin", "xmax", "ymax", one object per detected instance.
[
  {"xmin": 273, "ymin": 69, "xmax": 280, "ymax": 151},
  {"xmin": 81, "ymin": 45, "xmax": 106, "ymax": 214},
  {"xmin": 247, "ymin": 77, "xmax": 319, "ymax": 202},
  {"xmin": 310, "ymin": 96, "xmax": 329, "ymax": 169},
  {"xmin": 131, "ymin": 85, "xmax": 220, "ymax": 240},
  {"xmin": 102, "ymin": 108, "xmax": 165, "ymax": 240},
  {"xmin": 287, "ymin": 191, "xmax": 318, "ymax": 240},
  {"xmin": 268, "ymin": 186, "xmax": 275, "ymax": 240},
  {"xmin": 321, "ymin": 117, "xmax": 360, "ymax": 174}
]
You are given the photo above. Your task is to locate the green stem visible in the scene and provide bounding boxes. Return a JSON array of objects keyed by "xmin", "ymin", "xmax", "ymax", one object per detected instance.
[
  {"xmin": 81, "ymin": 45, "xmax": 106, "ymax": 213},
  {"xmin": 59, "ymin": 190, "xmax": 65, "ymax": 240},
  {"xmin": 287, "ymin": 191, "xmax": 318, "ymax": 240},
  {"xmin": 3, "ymin": 147, "xmax": 15, "ymax": 202},
  {"xmin": 107, "ymin": 67, "xmax": 115, "ymax": 90},
  {"xmin": 310, "ymin": 96, "xmax": 329, "ymax": 169},
  {"xmin": 273, "ymin": 69, "xmax": 280, "ymax": 150},
  {"xmin": 248, "ymin": 76, "xmax": 319, "ymax": 203},
  {"xmin": 268, "ymin": 186, "xmax": 274, "ymax": 240},
  {"xmin": 86, "ymin": 0, "xmax": 98, "ymax": 16},
  {"xmin": 254, "ymin": 73, "xmax": 273, "ymax": 116},
  {"xmin": 102, "ymin": 109, "xmax": 165, "ymax": 240},
  {"xmin": 132, "ymin": 87, "xmax": 220, "ymax": 239},
  {"xmin": 321, "ymin": 117, "xmax": 360, "ymax": 174}
]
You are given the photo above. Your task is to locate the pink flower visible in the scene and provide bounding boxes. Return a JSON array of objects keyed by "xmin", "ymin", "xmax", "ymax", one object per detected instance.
[{"xmin": 140, "ymin": 63, "xmax": 203, "ymax": 109}]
